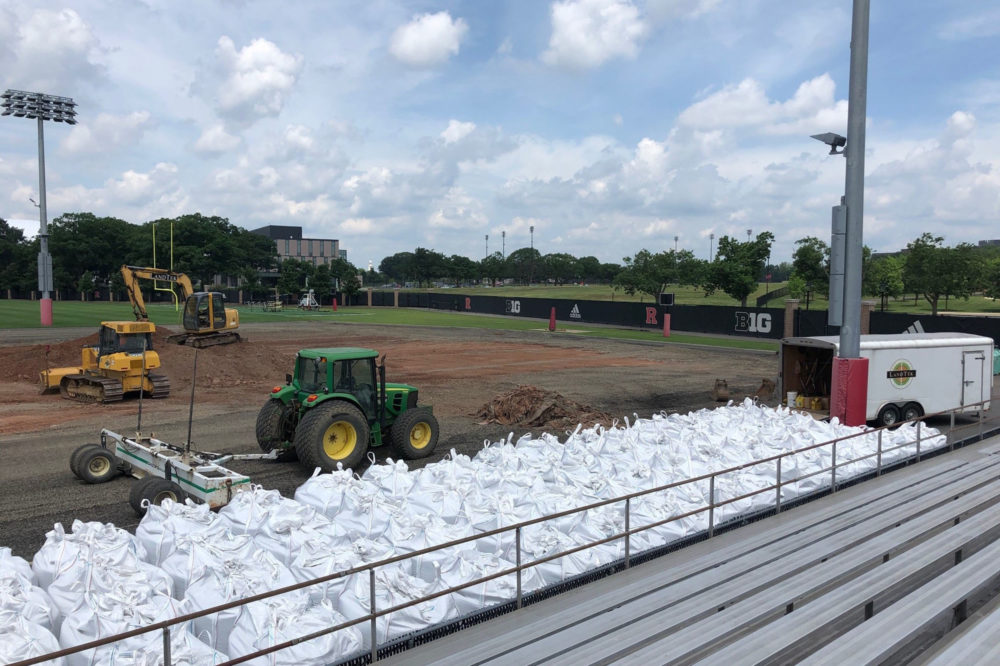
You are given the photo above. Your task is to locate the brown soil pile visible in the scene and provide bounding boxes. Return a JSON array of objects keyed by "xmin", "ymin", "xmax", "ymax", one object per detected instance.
[{"xmin": 475, "ymin": 384, "xmax": 615, "ymax": 430}]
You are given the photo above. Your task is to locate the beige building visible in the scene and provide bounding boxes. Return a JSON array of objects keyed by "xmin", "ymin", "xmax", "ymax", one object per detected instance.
[{"xmin": 251, "ymin": 225, "xmax": 346, "ymax": 266}]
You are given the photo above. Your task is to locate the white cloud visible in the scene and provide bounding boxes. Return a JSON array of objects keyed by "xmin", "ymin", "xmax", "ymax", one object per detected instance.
[
  {"xmin": 60, "ymin": 111, "xmax": 152, "ymax": 154},
  {"xmin": 939, "ymin": 8, "xmax": 1000, "ymax": 41},
  {"xmin": 340, "ymin": 217, "xmax": 374, "ymax": 233},
  {"xmin": 428, "ymin": 187, "xmax": 488, "ymax": 229},
  {"xmin": 389, "ymin": 12, "xmax": 468, "ymax": 67},
  {"xmin": 542, "ymin": 0, "xmax": 648, "ymax": 69},
  {"xmin": 441, "ymin": 119, "xmax": 476, "ymax": 144},
  {"xmin": 678, "ymin": 74, "xmax": 848, "ymax": 135},
  {"xmin": 193, "ymin": 124, "xmax": 242, "ymax": 154},
  {"xmin": 2, "ymin": 8, "xmax": 106, "ymax": 91},
  {"xmin": 210, "ymin": 36, "xmax": 302, "ymax": 122}
]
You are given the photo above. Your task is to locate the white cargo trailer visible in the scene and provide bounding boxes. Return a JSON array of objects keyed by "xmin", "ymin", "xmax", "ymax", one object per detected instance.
[{"xmin": 779, "ymin": 333, "xmax": 994, "ymax": 427}]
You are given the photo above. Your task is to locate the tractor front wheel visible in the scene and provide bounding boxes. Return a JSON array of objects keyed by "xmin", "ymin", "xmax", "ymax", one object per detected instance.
[
  {"xmin": 390, "ymin": 408, "xmax": 440, "ymax": 460},
  {"xmin": 255, "ymin": 398, "xmax": 298, "ymax": 460},
  {"xmin": 294, "ymin": 401, "xmax": 370, "ymax": 473},
  {"xmin": 77, "ymin": 447, "xmax": 118, "ymax": 484}
]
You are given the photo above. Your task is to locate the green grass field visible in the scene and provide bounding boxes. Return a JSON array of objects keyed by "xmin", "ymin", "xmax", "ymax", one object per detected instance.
[
  {"xmin": 404, "ymin": 283, "xmax": 788, "ymax": 306},
  {"xmin": 0, "ymin": 299, "xmax": 778, "ymax": 351}
]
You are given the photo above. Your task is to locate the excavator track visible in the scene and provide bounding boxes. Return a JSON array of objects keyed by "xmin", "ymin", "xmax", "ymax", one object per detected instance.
[
  {"xmin": 148, "ymin": 373, "xmax": 171, "ymax": 398},
  {"xmin": 59, "ymin": 374, "xmax": 124, "ymax": 403},
  {"xmin": 167, "ymin": 331, "xmax": 242, "ymax": 348}
]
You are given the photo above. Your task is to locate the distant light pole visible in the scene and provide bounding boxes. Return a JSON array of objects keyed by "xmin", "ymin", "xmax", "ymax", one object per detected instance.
[
  {"xmin": 2, "ymin": 89, "xmax": 77, "ymax": 326},
  {"xmin": 485, "ymin": 234, "xmax": 488, "ymax": 258},
  {"xmin": 674, "ymin": 235, "xmax": 679, "ymax": 252},
  {"xmin": 747, "ymin": 228, "xmax": 752, "ymax": 242},
  {"xmin": 501, "ymin": 230, "xmax": 506, "ymax": 259},
  {"xmin": 709, "ymin": 233, "xmax": 715, "ymax": 262},
  {"xmin": 529, "ymin": 225, "xmax": 535, "ymax": 285}
]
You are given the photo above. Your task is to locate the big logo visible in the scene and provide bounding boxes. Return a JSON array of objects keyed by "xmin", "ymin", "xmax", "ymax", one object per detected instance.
[
  {"xmin": 505, "ymin": 299, "xmax": 521, "ymax": 314},
  {"xmin": 734, "ymin": 311, "xmax": 771, "ymax": 334},
  {"xmin": 887, "ymin": 359, "xmax": 916, "ymax": 388}
]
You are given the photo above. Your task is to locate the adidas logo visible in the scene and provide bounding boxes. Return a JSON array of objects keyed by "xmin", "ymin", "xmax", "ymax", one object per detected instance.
[
  {"xmin": 904, "ymin": 320, "xmax": 925, "ymax": 335},
  {"xmin": 570, "ymin": 304, "xmax": 581, "ymax": 319}
]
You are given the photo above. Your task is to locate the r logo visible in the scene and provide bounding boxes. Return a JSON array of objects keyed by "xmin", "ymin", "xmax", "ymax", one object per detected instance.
[
  {"xmin": 645, "ymin": 307, "xmax": 657, "ymax": 325},
  {"xmin": 465, "ymin": 297, "xmax": 471, "ymax": 310}
]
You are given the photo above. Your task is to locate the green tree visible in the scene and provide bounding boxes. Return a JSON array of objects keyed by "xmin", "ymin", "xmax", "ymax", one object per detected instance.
[
  {"xmin": 480, "ymin": 252, "xmax": 505, "ymax": 286},
  {"xmin": 613, "ymin": 249, "xmax": 661, "ymax": 299},
  {"xmin": 48, "ymin": 213, "xmax": 138, "ymax": 290},
  {"xmin": 0, "ymin": 219, "xmax": 33, "ymax": 294},
  {"xmin": 576, "ymin": 255, "xmax": 602, "ymax": 283},
  {"xmin": 505, "ymin": 247, "xmax": 542, "ymax": 284},
  {"xmin": 311, "ymin": 264, "xmax": 334, "ymax": 300},
  {"xmin": 543, "ymin": 253, "xmax": 578, "ymax": 285},
  {"xmin": 864, "ymin": 255, "xmax": 905, "ymax": 309},
  {"xmin": 702, "ymin": 231, "xmax": 775, "ymax": 307},
  {"xmin": 379, "ymin": 252, "xmax": 415, "ymax": 285},
  {"xmin": 77, "ymin": 270, "xmax": 96, "ymax": 300},
  {"xmin": 447, "ymin": 255, "xmax": 479, "ymax": 287},
  {"xmin": 902, "ymin": 233, "xmax": 979, "ymax": 315},
  {"xmin": 790, "ymin": 237, "xmax": 829, "ymax": 294},
  {"xmin": 411, "ymin": 247, "xmax": 448, "ymax": 286},
  {"xmin": 277, "ymin": 258, "xmax": 314, "ymax": 296}
]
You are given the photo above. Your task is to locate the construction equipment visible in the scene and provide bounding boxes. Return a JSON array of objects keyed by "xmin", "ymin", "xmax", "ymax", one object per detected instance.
[
  {"xmin": 298, "ymin": 289, "xmax": 319, "ymax": 310},
  {"xmin": 120, "ymin": 265, "xmax": 241, "ymax": 348},
  {"xmin": 256, "ymin": 348, "xmax": 440, "ymax": 472},
  {"xmin": 40, "ymin": 321, "xmax": 170, "ymax": 402}
]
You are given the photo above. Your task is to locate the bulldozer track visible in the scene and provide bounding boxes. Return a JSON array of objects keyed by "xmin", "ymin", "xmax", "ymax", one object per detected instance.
[
  {"xmin": 167, "ymin": 331, "xmax": 242, "ymax": 348},
  {"xmin": 58, "ymin": 374, "xmax": 124, "ymax": 403},
  {"xmin": 148, "ymin": 373, "xmax": 170, "ymax": 398}
]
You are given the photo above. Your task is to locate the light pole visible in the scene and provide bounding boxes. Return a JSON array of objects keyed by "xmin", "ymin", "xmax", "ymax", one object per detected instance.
[
  {"xmin": 529, "ymin": 225, "xmax": 535, "ymax": 286},
  {"xmin": 747, "ymin": 228, "xmax": 752, "ymax": 242},
  {"xmin": 485, "ymin": 234, "xmax": 488, "ymax": 258},
  {"xmin": 501, "ymin": 230, "xmax": 505, "ymax": 259},
  {"xmin": 674, "ymin": 235, "xmax": 679, "ymax": 252},
  {"xmin": 2, "ymin": 90, "xmax": 77, "ymax": 326},
  {"xmin": 810, "ymin": 0, "xmax": 870, "ymax": 425},
  {"xmin": 709, "ymin": 233, "xmax": 715, "ymax": 261}
]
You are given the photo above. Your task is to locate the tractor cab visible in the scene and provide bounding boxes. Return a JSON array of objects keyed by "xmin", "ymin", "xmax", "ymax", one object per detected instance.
[
  {"xmin": 294, "ymin": 348, "xmax": 379, "ymax": 420},
  {"xmin": 182, "ymin": 292, "xmax": 227, "ymax": 333}
]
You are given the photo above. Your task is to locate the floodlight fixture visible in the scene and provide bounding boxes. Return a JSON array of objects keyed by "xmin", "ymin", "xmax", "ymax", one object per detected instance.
[
  {"xmin": 810, "ymin": 132, "xmax": 846, "ymax": 155},
  {"xmin": 2, "ymin": 89, "xmax": 78, "ymax": 326}
]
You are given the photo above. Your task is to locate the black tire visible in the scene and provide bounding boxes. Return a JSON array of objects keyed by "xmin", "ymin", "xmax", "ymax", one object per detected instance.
[
  {"xmin": 255, "ymin": 399, "xmax": 298, "ymax": 460},
  {"xmin": 390, "ymin": 408, "xmax": 440, "ymax": 460},
  {"xmin": 901, "ymin": 402, "xmax": 923, "ymax": 422},
  {"xmin": 77, "ymin": 447, "xmax": 118, "ymax": 484},
  {"xmin": 141, "ymin": 478, "xmax": 185, "ymax": 509},
  {"xmin": 877, "ymin": 404, "xmax": 901, "ymax": 429},
  {"xmin": 294, "ymin": 401, "xmax": 370, "ymax": 473},
  {"xmin": 70, "ymin": 444, "xmax": 100, "ymax": 479},
  {"xmin": 129, "ymin": 476, "xmax": 160, "ymax": 516}
]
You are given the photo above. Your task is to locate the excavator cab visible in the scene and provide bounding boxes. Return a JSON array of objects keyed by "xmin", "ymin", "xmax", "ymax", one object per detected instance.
[{"xmin": 182, "ymin": 292, "xmax": 227, "ymax": 333}]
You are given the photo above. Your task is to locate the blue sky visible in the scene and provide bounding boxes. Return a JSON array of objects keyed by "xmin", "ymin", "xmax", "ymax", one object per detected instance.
[{"xmin": 2, "ymin": 0, "xmax": 999, "ymax": 269}]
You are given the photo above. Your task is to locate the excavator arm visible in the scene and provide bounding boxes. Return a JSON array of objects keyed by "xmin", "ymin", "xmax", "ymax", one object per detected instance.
[{"xmin": 120, "ymin": 265, "xmax": 195, "ymax": 321}]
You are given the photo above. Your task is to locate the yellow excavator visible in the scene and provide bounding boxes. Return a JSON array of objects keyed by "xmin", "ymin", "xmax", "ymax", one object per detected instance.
[
  {"xmin": 120, "ymin": 265, "xmax": 241, "ymax": 348},
  {"xmin": 40, "ymin": 320, "xmax": 169, "ymax": 402}
]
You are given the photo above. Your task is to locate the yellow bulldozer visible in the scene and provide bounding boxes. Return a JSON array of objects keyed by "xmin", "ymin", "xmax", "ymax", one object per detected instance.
[
  {"xmin": 40, "ymin": 320, "xmax": 170, "ymax": 403},
  {"xmin": 120, "ymin": 265, "xmax": 241, "ymax": 348}
]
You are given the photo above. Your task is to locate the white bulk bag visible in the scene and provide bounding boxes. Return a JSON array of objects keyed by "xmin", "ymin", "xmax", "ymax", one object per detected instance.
[
  {"xmin": 160, "ymin": 529, "xmax": 257, "ymax": 597},
  {"xmin": 0, "ymin": 570, "xmax": 59, "ymax": 632},
  {"xmin": 362, "ymin": 457, "xmax": 415, "ymax": 498},
  {"xmin": 0, "ymin": 617, "xmax": 63, "ymax": 665},
  {"xmin": 32, "ymin": 521, "xmax": 147, "ymax": 589},
  {"xmin": 182, "ymin": 552, "xmax": 302, "ymax": 655},
  {"xmin": 0, "ymin": 547, "xmax": 34, "ymax": 582},
  {"xmin": 88, "ymin": 629, "xmax": 227, "ymax": 666},
  {"xmin": 418, "ymin": 549, "xmax": 520, "ymax": 615},
  {"xmin": 227, "ymin": 597, "xmax": 363, "ymax": 665},
  {"xmin": 136, "ymin": 497, "xmax": 223, "ymax": 566},
  {"xmin": 290, "ymin": 537, "xmax": 394, "ymax": 605},
  {"xmin": 48, "ymin": 557, "xmax": 172, "ymax": 620},
  {"xmin": 338, "ymin": 565, "xmax": 457, "ymax": 648},
  {"xmin": 293, "ymin": 467, "xmax": 374, "ymax": 519},
  {"xmin": 218, "ymin": 485, "xmax": 304, "ymax": 537}
]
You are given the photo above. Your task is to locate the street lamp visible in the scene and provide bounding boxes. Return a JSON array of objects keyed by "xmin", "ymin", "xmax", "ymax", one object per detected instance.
[
  {"xmin": 747, "ymin": 228, "xmax": 752, "ymax": 242},
  {"xmin": 878, "ymin": 280, "xmax": 888, "ymax": 312},
  {"xmin": 674, "ymin": 235, "xmax": 679, "ymax": 252},
  {"xmin": 2, "ymin": 89, "xmax": 77, "ymax": 327},
  {"xmin": 709, "ymin": 233, "xmax": 715, "ymax": 262}
]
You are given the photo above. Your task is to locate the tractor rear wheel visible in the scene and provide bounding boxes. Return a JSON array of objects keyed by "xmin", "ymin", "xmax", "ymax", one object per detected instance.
[
  {"xmin": 141, "ymin": 478, "xmax": 185, "ymax": 509},
  {"xmin": 77, "ymin": 447, "xmax": 118, "ymax": 484},
  {"xmin": 294, "ymin": 401, "xmax": 369, "ymax": 473},
  {"xmin": 390, "ymin": 408, "xmax": 439, "ymax": 460},
  {"xmin": 255, "ymin": 399, "xmax": 298, "ymax": 460},
  {"xmin": 129, "ymin": 476, "xmax": 159, "ymax": 516}
]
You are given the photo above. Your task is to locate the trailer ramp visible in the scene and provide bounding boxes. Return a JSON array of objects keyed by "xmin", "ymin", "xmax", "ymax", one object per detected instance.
[{"xmin": 384, "ymin": 436, "xmax": 1000, "ymax": 665}]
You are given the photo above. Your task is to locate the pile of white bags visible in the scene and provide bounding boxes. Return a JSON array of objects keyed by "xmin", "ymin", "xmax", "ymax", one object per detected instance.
[{"xmin": 13, "ymin": 400, "xmax": 943, "ymax": 665}]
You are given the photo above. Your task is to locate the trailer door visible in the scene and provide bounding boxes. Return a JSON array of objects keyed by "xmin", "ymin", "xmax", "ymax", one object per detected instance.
[{"xmin": 962, "ymin": 350, "xmax": 987, "ymax": 408}]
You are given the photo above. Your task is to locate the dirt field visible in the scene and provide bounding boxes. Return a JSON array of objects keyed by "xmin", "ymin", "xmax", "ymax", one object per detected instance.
[{"xmin": 0, "ymin": 321, "xmax": 779, "ymax": 559}]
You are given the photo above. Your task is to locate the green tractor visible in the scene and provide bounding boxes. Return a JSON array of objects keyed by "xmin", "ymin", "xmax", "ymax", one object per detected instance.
[{"xmin": 255, "ymin": 348, "xmax": 440, "ymax": 472}]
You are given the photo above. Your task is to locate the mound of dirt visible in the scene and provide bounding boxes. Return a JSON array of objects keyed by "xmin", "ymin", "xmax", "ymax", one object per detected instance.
[{"xmin": 475, "ymin": 385, "xmax": 615, "ymax": 430}]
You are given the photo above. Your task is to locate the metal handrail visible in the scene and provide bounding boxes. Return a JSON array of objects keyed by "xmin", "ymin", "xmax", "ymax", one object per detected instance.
[{"xmin": 8, "ymin": 397, "xmax": 993, "ymax": 666}]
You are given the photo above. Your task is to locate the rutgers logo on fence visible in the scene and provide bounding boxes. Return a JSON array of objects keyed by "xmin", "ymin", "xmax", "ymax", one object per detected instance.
[{"xmin": 734, "ymin": 311, "xmax": 771, "ymax": 334}]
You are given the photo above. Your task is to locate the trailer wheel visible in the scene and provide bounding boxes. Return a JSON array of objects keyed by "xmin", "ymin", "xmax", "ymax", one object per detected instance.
[
  {"xmin": 390, "ymin": 408, "xmax": 439, "ymax": 460},
  {"xmin": 141, "ymin": 478, "xmax": 185, "ymax": 509},
  {"xmin": 77, "ymin": 447, "xmax": 119, "ymax": 484},
  {"xmin": 294, "ymin": 401, "xmax": 369, "ymax": 473},
  {"xmin": 877, "ymin": 404, "xmax": 901, "ymax": 428},
  {"xmin": 901, "ymin": 402, "xmax": 923, "ymax": 422},
  {"xmin": 128, "ymin": 476, "xmax": 159, "ymax": 516},
  {"xmin": 70, "ymin": 443, "xmax": 100, "ymax": 479}
]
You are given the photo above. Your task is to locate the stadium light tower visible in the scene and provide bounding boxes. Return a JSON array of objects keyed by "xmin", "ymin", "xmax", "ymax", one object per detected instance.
[
  {"xmin": 709, "ymin": 233, "xmax": 715, "ymax": 261},
  {"xmin": 2, "ymin": 90, "xmax": 77, "ymax": 326}
]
